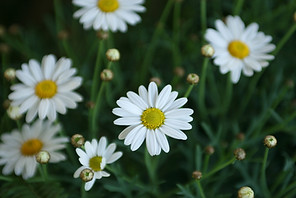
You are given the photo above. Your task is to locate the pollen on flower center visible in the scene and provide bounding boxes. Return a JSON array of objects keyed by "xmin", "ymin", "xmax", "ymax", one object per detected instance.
[
  {"xmin": 98, "ymin": 0, "xmax": 119, "ymax": 12},
  {"xmin": 89, "ymin": 156, "xmax": 103, "ymax": 172},
  {"xmin": 35, "ymin": 80, "xmax": 57, "ymax": 99},
  {"xmin": 21, "ymin": 139, "xmax": 43, "ymax": 156},
  {"xmin": 141, "ymin": 108, "xmax": 165, "ymax": 130},
  {"xmin": 228, "ymin": 40, "xmax": 250, "ymax": 59}
]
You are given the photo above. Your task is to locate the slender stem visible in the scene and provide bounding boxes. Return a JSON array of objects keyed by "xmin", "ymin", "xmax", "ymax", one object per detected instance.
[
  {"xmin": 144, "ymin": 149, "xmax": 159, "ymax": 196},
  {"xmin": 0, "ymin": 175, "xmax": 13, "ymax": 182},
  {"xmin": 59, "ymin": 129, "xmax": 77, "ymax": 165},
  {"xmin": 81, "ymin": 183, "xmax": 87, "ymax": 198},
  {"xmin": 202, "ymin": 154, "xmax": 210, "ymax": 173},
  {"xmin": 184, "ymin": 84, "xmax": 195, "ymax": 98},
  {"xmin": 196, "ymin": 180, "xmax": 206, "ymax": 198},
  {"xmin": 204, "ymin": 157, "xmax": 236, "ymax": 179},
  {"xmin": 261, "ymin": 148, "xmax": 270, "ymax": 197},
  {"xmin": 42, "ymin": 164, "xmax": 48, "ymax": 180},
  {"xmin": 233, "ymin": 0, "xmax": 245, "ymax": 15},
  {"xmin": 38, "ymin": 165, "xmax": 46, "ymax": 182},
  {"xmin": 200, "ymin": 0, "xmax": 207, "ymax": 39},
  {"xmin": 221, "ymin": 73, "xmax": 233, "ymax": 114},
  {"xmin": 172, "ymin": 0, "xmax": 181, "ymax": 67},
  {"xmin": 272, "ymin": 23, "xmax": 296, "ymax": 56},
  {"xmin": 198, "ymin": 58, "xmax": 209, "ymax": 120}
]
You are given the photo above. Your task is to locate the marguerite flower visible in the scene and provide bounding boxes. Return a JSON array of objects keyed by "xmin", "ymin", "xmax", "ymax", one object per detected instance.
[
  {"xmin": 205, "ymin": 15, "xmax": 276, "ymax": 83},
  {"xmin": 113, "ymin": 82, "xmax": 193, "ymax": 156},
  {"xmin": 0, "ymin": 120, "xmax": 68, "ymax": 179},
  {"xmin": 73, "ymin": 0, "xmax": 146, "ymax": 32},
  {"xmin": 8, "ymin": 54, "xmax": 83, "ymax": 123},
  {"xmin": 74, "ymin": 137, "xmax": 122, "ymax": 191}
]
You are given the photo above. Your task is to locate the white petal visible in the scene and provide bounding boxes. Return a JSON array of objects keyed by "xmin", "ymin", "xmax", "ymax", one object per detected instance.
[
  {"xmin": 38, "ymin": 99, "xmax": 50, "ymax": 119},
  {"xmin": 97, "ymin": 137, "xmax": 107, "ymax": 156},
  {"xmin": 130, "ymin": 126, "xmax": 147, "ymax": 151},
  {"xmin": 73, "ymin": 166, "xmax": 85, "ymax": 178},
  {"xmin": 42, "ymin": 55, "xmax": 56, "ymax": 79},
  {"xmin": 146, "ymin": 130, "xmax": 158, "ymax": 156},
  {"xmin": 85, "ymin": 177, "xmax": 96, "ymax": 191},
  {"xmin": 148, "ymin": 82, "xmax": 158, "ymax": 107},
  {"xmin": 127, "ymin": 91, "xmax": 148, "ymax": 110},
  {"xmin": 159, "ymin": 125, "xmax": 187, "ymax": 140},
  {"xmin": 114, "ymin": 117, "xmax": 141, "ymax": 126},
  {"xmin": 124, "ymin": 125, "xmax": 143, "ymax": 145},
  {"xmin": 118, "ymin": 125, "xmax": 137, "ymax": 140},
  {"xmin": 107, "ymin": 152, "xmax": 123, "ymax": 164},
  {"xmin": 155, "ymin": 130, "xmax": 170, "ymax": 153},
  {"xmin": 155, "ymin": 85, "xmax": 172, "ymax": 109}
]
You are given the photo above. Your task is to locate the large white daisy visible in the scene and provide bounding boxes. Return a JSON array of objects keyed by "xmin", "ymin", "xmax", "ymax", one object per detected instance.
[
  {"xmin": 8, "ymin": 54, "xmax": 83, "ymax": 123},
  {"xmin": 205, "ymin": 15, "xmax": 276, "ymax": 83},
  {"xmin": 73, "ymin": 0, "xmax": 146, "ymax": 32},
  {"xmin": 0, "ymin": 120, "xmax": 68, "ymax": 179},
  {"xmin": 113, "ymin": 82, "xmax": 194, "ymax": 156},
  {"xmin": 73, "ymin": 137, "xmax": 123, "ymax": 191}
]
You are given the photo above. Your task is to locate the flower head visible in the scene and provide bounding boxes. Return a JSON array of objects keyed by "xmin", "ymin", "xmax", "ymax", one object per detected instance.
[
  {"xmin": 73, "ymin": 137, "xmax": 122, "ymax": 191},
  {"xmin": 205, "ymin": 15, "xmax": 275, "ymax": 83},
  {"xmin": 113, "ymin": 82, "xmax": 194, "ymax": 156},
  {"xmin": 8, "ymin": 54, "xmax": 83, "ymax": 122},
  {"xmin": 238, "ymin": 186, "xmax": 254, "ymax": 198},
  {"xmin": 0, "ymin": 120, "xmax": 68, "ymax": 179},
  {"xmin": 73, "ymin": 0, "xmax": 146, "ymax": 32}
]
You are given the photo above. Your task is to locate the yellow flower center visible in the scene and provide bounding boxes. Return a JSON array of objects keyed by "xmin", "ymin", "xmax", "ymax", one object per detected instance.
[
  {"xmin": 97, "ymin": 0, "xmax": 119, "ymax": 12},
  {"xmin": 89, "ymin": 156, "xmax": 103, "ymax": 172},
  {"xmin": 35, "ymin": 80, "xmax": 57, "ymax": 99},
  {"xmin": 228, "ymin": 40, "xmax": 250, "ymax": 59},
  {"xmin": 21, "ymin": 139, "xmax": 43, "ymax": 156},
  {"xmin": 141, "ymin": 108, "xmax": 165, "ymax": 130}
]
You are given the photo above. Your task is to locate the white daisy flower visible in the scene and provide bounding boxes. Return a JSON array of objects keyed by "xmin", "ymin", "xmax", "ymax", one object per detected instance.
[
  {"xmin": 113, "ymin": 82, "xmax": 194, "ymax": 156},
  {"xmin": 205, "ymin": 15, "xmax": 276, "ymax": 83},
  {"xmin": 0, "ymin": 120, "xmax": 68, "ymax": 179},
  {"xmin": 73, "ymin": 137, "xmax": 123, "ymax": 191},
  {"xmin": 8, "ymin": 54, "xmax": 83, "ymax": 123},
  {"xmin": 73, "ymin": 0, "xmax": 146, "ymax": 32}
]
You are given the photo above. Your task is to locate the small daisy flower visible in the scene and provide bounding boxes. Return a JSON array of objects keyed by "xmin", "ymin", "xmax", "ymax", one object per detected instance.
[
  {"xmin": 205, "ymin": 15, "xmax": 276, "ymax": 83},
  {"xmin": 73, "ymin": 137, "xmax": 122, "ymax": 191},
  {"xmin": 8, "ymin": 54, "xmax": 83, "ymax": 123},
  {"xmin": 73, "ymin": 0, "xmax": 146, "ymax": 32},
  {"xmin": 0, "ymin": 120, "xmax": 68, "ymax": 179},
  {"xmin": 113, "ymin": 82, "xmax": 194, "ymax": 156}
]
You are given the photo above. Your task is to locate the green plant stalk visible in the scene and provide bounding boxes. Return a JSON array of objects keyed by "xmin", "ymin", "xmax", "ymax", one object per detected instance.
[
  {"xmin": 196, "ymin": 180, "xmax": 206, "ymax": 198},
  {"xmin": 42, "ymin": 164, "xmax": 48, "ymax": 181},
  {"xmin": 261, "ymin": 148, "xmax": 271, "ymax": 197},
  {"xmin": 38, "ymin": 165, "xmax": 46, "ymax": 182},
  {"xmin": 202, "ymin": 154, "xmax": 210, "ymax": 173},
  {"xmin": 263, "ymin": 111, "xmax": 296, "ymax": 135},
  {"xmin": 144, "ymin": 149, "xmax": 160, "ymax": 196},
  {"xmin": 275, "ymin": 180, "xmax": 296, "ymax": 198},
  {"xmin": 81, "ymin": 183, "xmax": 87, "ymax": 198},
  {"xmin": 138, "ymin": 0, "xmax": 174, "ymax": 84},
  {"xmin": 221, "ymin": 73, "xmax": 233, "ymax": 114},
  {"xmin": 59, "ymin": 129, "xmax": 77, "ymax": 166},
  {"xmin": 200, "ymin": 0, "xmax": 207, "ymax": 38},
  {"xmin": 204, "ymin": 157, "xmax": 236, "ymax": 179},
  {"xmin": 272, "ymin": 23, "xmax": 296, "ymax": 56},
  {"xmin": 184, "ymin": 84, "xmax": 195, "ymax": 98},
  {"xmin": 0, "ymin": 175, "xmax": 13, "ymax": 182},
  {"xmin": 172, "ymin": 0, "xmax": 181, "ymax": 67},
  {"xmin": 198, "ymin": 58, "xmax": 209, "ymax": 120},
  {"xmin": 233, "ymin": 0, "xmax": 245, "ymax": 15}
]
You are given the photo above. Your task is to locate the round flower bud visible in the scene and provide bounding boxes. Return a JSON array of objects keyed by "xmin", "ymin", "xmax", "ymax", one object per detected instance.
[
  {"xmin": 4, "ymin": 68, "xmax": 16, "ymax": 81},
  {"xmin": 187, "ymin": 73, "xmax": 199, "ymax": 84},
  {"xmin": 174, "ymin": 66, "xmax": 185, "ymax": 77},
  {"xmin": 192, "ymin": 171, "xmax": 202, "ymax": 180},
  {"xmin": 100, "ymin": 69, "xmax": 114, "ymax": 81},
  {"xmin": 234, "ymin": 148, "xmax": 246, "ymax": 160},
  {"xmin": 96, "ymin": 31, "xmax": 109, "ymax": 40},
  {"xmin": 7, "ymin": 105, "xmax": 22, "ymax": 120},
  {"xmin": 71, "ymin": 134, "xmax": 85, "ymax": 148},
  {"xmin": 286, "ymin": 79, "xmax": 294, "ymax": 88},
  {"xmin": 106, "ymin": 48, "xmax": 120, "ymax": 62},
  {"xmin": 204, "ymin": 145, "xmax": 215, "ymax": 155},
  {"xmin": 150, "ymin": 77, "xmax": 162, "ymax": 86},
  {"xmin": 3, "ymin": 99, "xmax": 11, "ymax": 110},
  {"xmin": 80, "ymin": 168, "xmax": 94, "ymax": 182},
  {"xmin": 238, "ymin": 186, "xmax": 254, "ymax": 198},
  {"xmin": 264, "ymin": 135, "xmax": 277, "ymax": 148},
  {"xmin": 35, "ymin": 150, "xmax": 51, "ymax": 164},
  {"xmin": 236, "ymin": 132, "xmax": 245, "ymax": 141},
  {"xmin": 8, "ymin": 24, "xmax": 20, "ymax": 35},
  {"xmin": 201, "ymin": 44, "xmax": 215, "ymax": 58},
  {"xmin": 57, "ymin": 30, "xmax": 69, "ymax": 40},
  {"xmin": 0, "ymin": 25, "xmax": 5, "ymax": 37},
  {"xmin": 0, "ymin": 43, "xmax": 10, "ymax": 54},
  {"xmin": 85, "ymin": 101, "xmax": 95, "ymax": 109}
]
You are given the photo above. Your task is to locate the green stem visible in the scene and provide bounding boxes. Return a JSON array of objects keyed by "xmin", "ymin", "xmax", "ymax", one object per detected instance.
[
  {"xmin": 200, "ymin": 0, "xmax": 207, "ymax": 39},
  {"xmin": 0, "ymin": 175, "xmax": 13, "ymax": 182},
  {"xmin": 272, "ymin": 23, "xmax": 296, "ymax": 56},
  {"xmin": 59, "ymin": 129, "xmax": 77, "ymax": 166},
  {"xmin": 196, "ymin": 180, "xmax": 206, "ymax": 198},
  {"xmin": 81, "ymin": 182, "xmax": 87, "ymax": 198},
  {"xmin": 263, "ymin": 111, "xmax": 296, "ymax": 135},
  {"xmin": 261, "ymin": 148, "xmax": 270, "ymax": 197},
  {"xmin": 198, "ymin": 58, "xmax": 209, "ymax": 120},
  {"xmin": 38, "ymin": 165, "xmax": 46, "ymax": 182},
  {"xmin": 204, "ymin": 157, "xmax": 236, "ymax": 179},
  {"xmin": 202, "ymin": 154, "xmax": 210, "ymax": 173},
  {"xmin": 184, "ymin": 84, "xmax": 195, "ymax": 98},
  {"xmin": 144, "ymin": 149, "xmax": 159, "ymax": 196},
  {"xmin": 172, "ymin": 0, "xmax": 181, "ymax": 67},
  {"xmin": 221, "ymin": 73, "xmax": 233, "ymax": 114},
  {"xmin": 233, "ymin": 0, "xmax": 245, "ymax": 15}
]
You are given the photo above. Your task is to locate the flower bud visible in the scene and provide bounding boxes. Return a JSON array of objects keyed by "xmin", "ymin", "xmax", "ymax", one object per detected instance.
[
  {"xmin": 106, "ymin": 48, "xmax": 120, "ymax": 62},
  {"xmin": 234, "ymin": 148, "xmax": 246, "ymax": 160},
  {"xmin": 192, "ymin": 171, "xmax": 202, "ymax": 180},
  {"xmin": 201, "ymin": 44, "xmax": 215, "ymax": 58},
  {"xmin": 35, "ymin": 150, "xmax": 51, "ymax": 164},
  {"xmin": 150, "ymin": 77, "xmax": 162, "ymax": 86},
  {"xmin": 204, "ymin": 145, "xmax": 215, "ymax": 155},
  {"xmin": 264, "ymin": 135, "xmax": 277, "ymax": 148},
  {"xmin": 187, "ymin": 73, "xmax": 199, "ymax": 84},
  {"xmin": 286, "ymin": 79, "xmax": 294, "ymax": 88},
  {"xmin": 57, "ymin": 30, "xmax": 69, "ymax": 40},
  {"xmin": 4, "ymin": 68, "xmax": 16, "ymax": 81},
  {"xmin": 71, "ymin": 134, "xmax": 85, "ymax": 148},
  {"xmin": 236, "ymin": 132, "xmax": 245, "ymax": 141},
  {"xmin": 7, "ymin": 105, "xmax": 22, "ymax": 120},
  {"xmin": 85, "ymin": 101, "xmax": 95, "ymax": 109},
  {"xmin": 174, "ymin": 66, "xmax": 185, "ymax": 77},
  {"xmin": 0, "ymin": 43, "xmax": 10, "ymax": 54},
  {"xmin": 0, "ymin": 25, "xmax": 5, "ymax": 37},
  {"xmin": 96, "ymin": 31, "xmax": 109, "ymax": 40},
  {"xmin": 3, "ymin": 99, "xmax": 11, "ymax": 110},
  {"xmin": 8, "ymin": 24, "xmax": 20, "ymax": 35},
  {"xmin": 238, "ymin": 186, "xmax": 254, "ymax": 198},
  {"xmin": 80, "ymin": 168, "xmax": 94, "ymax": 182},
  {"xmin": 100, "ymin": 69, "xmax": 113, "ymax": 81}
]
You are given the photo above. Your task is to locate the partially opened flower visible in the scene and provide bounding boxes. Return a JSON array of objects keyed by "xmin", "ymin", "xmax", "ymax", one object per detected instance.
[
  {"xmin": 74, "ymin": 137, "xmax": 122, "ymax": 191},
  {"xmin": 113, "ymin": 82, "xmax": 193, "ymax": 156},
  {"xmin": 8, "ymin": 54, "xmax": 83, "ymax": 122},
  {"xmin": 205, "ymin": 15, "xmax": 275, "ymax": 83},
  {"xmin": 0, "ymin": 120, "xmax": 68, "ymax": 179},
  {"xmin": 73, "ymin": 0, "xmax": 146, "ymax": 32}
]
